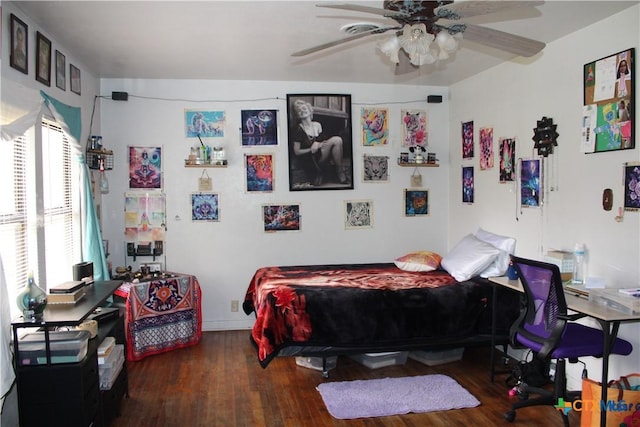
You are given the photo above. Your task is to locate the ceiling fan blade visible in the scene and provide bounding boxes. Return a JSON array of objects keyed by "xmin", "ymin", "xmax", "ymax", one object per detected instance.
[
  {"xmin": 316, "ymin": 3, "xmax": 410, "ymax": 19},
  {"xmin": 440, "ymin": 20, "xmax": 545, "ymax": 57},
  {"xmin": 435, "ymin": 1, "xmax": 544, "ymax": 19},
  {"xmin": 292, "ymin": 26, "xmax": 398, "ymax": 57}
]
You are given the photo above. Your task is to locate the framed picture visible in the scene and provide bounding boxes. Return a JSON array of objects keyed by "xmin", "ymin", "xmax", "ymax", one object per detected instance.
[
  {"xmin": 479, "ymin": 127, "xmax": 494, "ymax": 170},
  {"xmin": 499, "ymin": 137, "xmax": 516, "ymax": 183},
  {"xmin": 462, "ymin": 120, "xmax": 474, "ymax": 159},
  {"xmin": 361, "ymin": 107, "xmax": 389, "ymax": 146},
  {"xmin": 124, "ymin": 192, "xmax": 167, "ymax": 243},
  {"xmin": 286, "ymin": 94, "xmax": 353, "ymax": 191},
  {"xmin": 362, "ymin": 155, "xmax": 389, "ymax": 182},
  {"xmin": 128, "ymin": 146, "xmax": 162, "ymax": 189},
  {"xmin": 245, "ymin": 154, "xmax": 274, "ymax": 192},
  {"xmin": 462, "ymin": 166, "xmax": 474, "ymax": 204},
  {"xmin": 262, "ymin": 204, "xmax": 300, "ymax": 232},
  {"xmin": 404, "ymin": 189, "xmax": 429, "ymax": 216},
  {"xmin": 70, "ymin": 64, "xmax": 81, "ymax": 95},
  {"xmin": 583, "ymin": 48, "xmax": 634, "ymax": 152},
  {"xmin": 345, "ymin": 199, "xmax": 373, "ymax": 229},
  {"xmin": 35, "ymin": 32, "xmax": 52, "ymax": 86},
  {"xmin": 55, "ymin": 50, "xmax": 66, "ymax": 91},
  {"xmin": 191, "ymin": 193, "xmax": 219, "ymax": 222},
  {"xmin": 520, "ymin": 159, "xmax": 541, "ymax": 208},
  {"xmin": 241, "ymin": 109, "xmax": 278, "ymax": 146},
  {"xmin": 623, "ymin": 163, "xmax": 640, "ymax": 211},
  {"xmin": 185, "ymin": 110, "xmax": 225, "ymax": 138},
  {"xmin": 401, "ymin": 109, "xmax": 427, "ymax": 148},
  {"xmin": 10, "ymin": 14, "xmax": 28, "ymax": 74}
]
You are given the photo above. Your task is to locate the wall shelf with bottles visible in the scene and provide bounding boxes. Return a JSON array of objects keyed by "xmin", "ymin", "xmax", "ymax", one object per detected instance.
[
  {"xmin": 184, "ymin": 162, "xmax": 227, "ymax": 168},
  {"xmin": 87, "ymin": 149, "xmax": 114, "ymax": 170},
  {"xmin": 397, "ymin": 161, "xmax": 439, "ymax": 167}
]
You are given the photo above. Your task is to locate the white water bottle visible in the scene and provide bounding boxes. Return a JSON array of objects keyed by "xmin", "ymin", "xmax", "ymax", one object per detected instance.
[{"xmin": 572, "ymin": 243, "xmax": 586, "ymax": 284}]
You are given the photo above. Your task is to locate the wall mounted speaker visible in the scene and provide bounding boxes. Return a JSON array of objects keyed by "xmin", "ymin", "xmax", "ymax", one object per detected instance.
[{"xmin": 427, "ymin": 95, "xmax": 443, "ymax": 103}]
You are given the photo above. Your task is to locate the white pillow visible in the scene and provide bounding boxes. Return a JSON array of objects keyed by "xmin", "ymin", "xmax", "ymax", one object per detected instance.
[
  {"xmin": 441, "ymin": 234, "xmax": 501, "ymax": 282},
  {"xmin": 475, "ymin": 228, "xmax": 517, "ymax": 278}
]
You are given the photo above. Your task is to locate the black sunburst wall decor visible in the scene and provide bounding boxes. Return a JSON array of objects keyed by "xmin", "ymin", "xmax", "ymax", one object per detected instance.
[{"xmin": 532, "ymin": 116, "xmax": 559, "ymax": 157}]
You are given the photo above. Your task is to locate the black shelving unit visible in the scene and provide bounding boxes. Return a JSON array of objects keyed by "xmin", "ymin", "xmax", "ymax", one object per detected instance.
[{"xmin": 11, "ymin": 281, "xmax": 128, "ymax": 427}]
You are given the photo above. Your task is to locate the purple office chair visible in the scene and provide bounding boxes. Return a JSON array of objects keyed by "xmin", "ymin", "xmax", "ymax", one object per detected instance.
[{"xmin": 504, "ymin": 256, "xmax": 633, "ymax": 426}]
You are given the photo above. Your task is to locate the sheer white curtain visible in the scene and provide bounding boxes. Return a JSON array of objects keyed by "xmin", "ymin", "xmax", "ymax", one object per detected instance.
[
  {"xmin": 1, "ymin": 91, "xmax": 109, "ymax": 280},
  {"xmin": 0, "ymin": 254, "xmax": 14, "ymax": 411}
]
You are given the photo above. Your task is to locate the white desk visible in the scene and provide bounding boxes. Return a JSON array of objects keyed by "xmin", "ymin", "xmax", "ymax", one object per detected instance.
[{"xmin": 489, "ymin": 276, "xmax": 640, "ymax": 427}]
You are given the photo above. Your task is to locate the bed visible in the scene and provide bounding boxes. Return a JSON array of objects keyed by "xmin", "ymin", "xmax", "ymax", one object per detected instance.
[{"xmin": 243, "ymin": 261, "xmax": 520, "ymax": 374}]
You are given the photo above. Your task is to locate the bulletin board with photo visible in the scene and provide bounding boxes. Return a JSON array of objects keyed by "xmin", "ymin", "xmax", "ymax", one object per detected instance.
[{"xmin": 582, "ymin": 48, "xmax": 634, "ymax": 153}]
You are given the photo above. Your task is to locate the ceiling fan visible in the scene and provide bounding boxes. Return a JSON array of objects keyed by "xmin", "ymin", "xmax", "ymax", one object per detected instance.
[{"xmin": 292, "ymin": 1, "xmax": 546, "ymax": 73}]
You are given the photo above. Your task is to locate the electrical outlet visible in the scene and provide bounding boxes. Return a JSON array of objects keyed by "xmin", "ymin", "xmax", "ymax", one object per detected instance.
[{"xmin": 231, "ymin": 300, "xmax": 239, "ymax": 312}]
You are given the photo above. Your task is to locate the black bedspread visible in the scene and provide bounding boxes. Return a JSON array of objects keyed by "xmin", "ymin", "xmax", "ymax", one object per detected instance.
[{"xmin": 243, "ymin": 263, "xmax": 519, "ymax": 367}]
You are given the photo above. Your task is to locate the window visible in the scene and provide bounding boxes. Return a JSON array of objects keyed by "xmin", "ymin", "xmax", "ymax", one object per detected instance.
[{"xmin": 0, "ymin": 118, "xmax": 81, "ymax": 317}]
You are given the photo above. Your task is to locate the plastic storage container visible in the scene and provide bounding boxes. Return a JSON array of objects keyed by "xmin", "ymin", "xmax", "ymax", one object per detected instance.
[
  {"xmin": 17, "ymin": 330, "xmax": 90, "ymax": 365},
  {"xmin": 588, "ymin": 288, "xmax": 640, "ymax": 314},
  {"xmin": 350, "ymin": 351, "xmax": 408, "ymax": 369},
  {"xmin": 295, "ymin": 356, "xmax": 337, "ymax": 372},
  {"xmin": 99, "ymin": 344, "xmax": 125, "ymax": 390},
  {"xmin": 408, "ymin": 348, "xmax": 465, "ymax": 366}
]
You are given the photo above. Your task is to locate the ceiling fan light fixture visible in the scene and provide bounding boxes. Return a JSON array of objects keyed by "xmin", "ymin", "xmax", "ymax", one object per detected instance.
[
  {"xmin": 412, "ymin": 49, "xmax": 438, "ymax": 66},
  {"xmin": 447, "ymin": 32, "xmax": 463, "ymax": 53},
  {"xmin": 378, "ymin": 35, "xmax": 401, "ymax": 64},
  {"xmin": 398, "ymin": 24, "xmax": 433, "ymax": 55}
]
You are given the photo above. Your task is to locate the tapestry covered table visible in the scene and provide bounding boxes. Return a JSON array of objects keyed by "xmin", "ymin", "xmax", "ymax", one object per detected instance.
[{"xmin": 115, "ymin": 274, "xmax": 202, "ymax": 361}]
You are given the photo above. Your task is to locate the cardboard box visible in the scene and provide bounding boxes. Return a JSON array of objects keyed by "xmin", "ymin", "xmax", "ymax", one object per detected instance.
[{"xmin": 545, "ymin": 250, "xmax": 574, "ymax": 282}]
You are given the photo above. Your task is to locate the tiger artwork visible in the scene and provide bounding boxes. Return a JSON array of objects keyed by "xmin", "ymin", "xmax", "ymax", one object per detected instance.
[
  {"xmin": 346, "ymin": 201, "xmax": 372, "ymax": 228},
  {"xmin": 361, "ymin": 108, "xmax": 388, "ymax": 146},
  {"xmin": 363, "ymin": 155, "xmax": 388, "ymax": 182},
  {"xmin": 402, "ymin": 110, "xmax": 427, "ymax": 147}
]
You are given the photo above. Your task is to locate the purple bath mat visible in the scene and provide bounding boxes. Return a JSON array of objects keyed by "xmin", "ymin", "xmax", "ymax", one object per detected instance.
[{"xmin": 317, "ymin": 374, "xmax": 480, "ymax": 419}]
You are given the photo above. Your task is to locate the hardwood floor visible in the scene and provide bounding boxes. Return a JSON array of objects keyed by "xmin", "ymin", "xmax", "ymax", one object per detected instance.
[{"xmin": 114, "ymin": 331, "xmax": 579, "ymax": 427}]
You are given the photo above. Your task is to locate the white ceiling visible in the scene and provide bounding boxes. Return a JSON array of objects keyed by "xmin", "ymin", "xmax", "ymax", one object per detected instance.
[{"xmin": 12, "ymin": 0, "xmax": 639, "ymax": 86}]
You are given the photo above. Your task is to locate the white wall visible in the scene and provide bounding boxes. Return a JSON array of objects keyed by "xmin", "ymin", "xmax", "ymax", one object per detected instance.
[
  {"xmin": 98, "ymin": 79, "xmax": 449, "ymax": 330},
  {"xmin": 448, "ymin": 6, "xmax": 640, "ymax": 387}
]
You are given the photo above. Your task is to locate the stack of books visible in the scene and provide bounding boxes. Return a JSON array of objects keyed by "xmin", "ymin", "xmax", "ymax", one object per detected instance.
[
  {"xmin": 47, "ymin": 280, "xmax": 86, "ymax": 304},
  {"xmin": 97, "ymin": 336, "xmax": 116, "ymax": 363}
]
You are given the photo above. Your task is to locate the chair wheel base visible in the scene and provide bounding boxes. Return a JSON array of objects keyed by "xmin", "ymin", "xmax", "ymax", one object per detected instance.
[{"xmin": 505, "ymin": 410, "xmax": 516, "ymax": 422}]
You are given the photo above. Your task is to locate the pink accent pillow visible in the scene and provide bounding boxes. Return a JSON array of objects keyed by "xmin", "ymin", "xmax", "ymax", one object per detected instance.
[{"xmin": 394, "ymin": 251, "xmax": 442, "ymax": 272}]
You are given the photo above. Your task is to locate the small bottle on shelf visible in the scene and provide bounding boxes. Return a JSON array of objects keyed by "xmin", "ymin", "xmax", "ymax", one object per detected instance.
[{"xmin": 99, "ymin": 158, "xmax": 110, "ymax": 194}]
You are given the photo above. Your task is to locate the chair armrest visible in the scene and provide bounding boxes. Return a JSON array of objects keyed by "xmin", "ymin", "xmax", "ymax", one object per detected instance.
[{"xmin": 558, "ymin": 313, "xmax": 586, "ymax": 322}]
